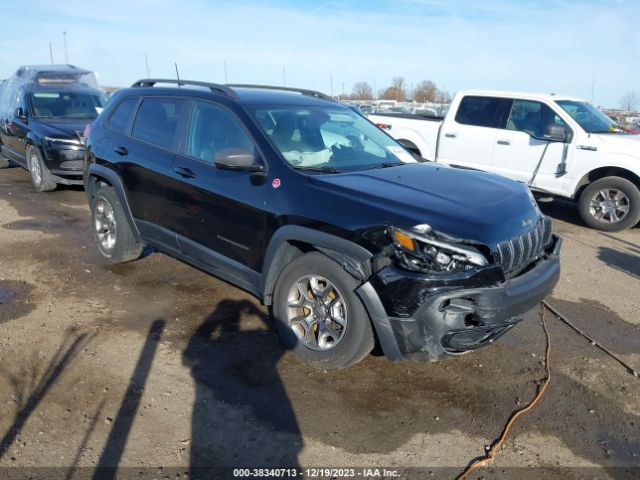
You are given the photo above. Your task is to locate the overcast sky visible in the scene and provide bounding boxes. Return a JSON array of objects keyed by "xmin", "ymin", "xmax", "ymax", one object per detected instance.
[{"xmin": 1, "ymin": 0, "xmax": 638, "ymax": 107}]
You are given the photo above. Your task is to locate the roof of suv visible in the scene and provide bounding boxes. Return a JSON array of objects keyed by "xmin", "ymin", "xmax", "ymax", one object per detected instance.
[{"xmin": 127, "ymin": 79, "xmax": 340, "ymax": 107}]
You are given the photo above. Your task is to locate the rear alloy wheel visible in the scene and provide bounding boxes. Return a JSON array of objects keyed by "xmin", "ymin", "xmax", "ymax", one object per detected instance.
[
  {"xmin": 578, "ymin": 176, "xmax": 640, "ymax": 231},
  {"xmin": 90, "ymin": 185, "xmax": 143, "ymax": 263},
  {"xmin": 273, "ymin": 252, "xmax": 374, "ymax": 370},
  {"xmin": 27, "ymin": 146, "xmax": 56, "ymax": 192}
]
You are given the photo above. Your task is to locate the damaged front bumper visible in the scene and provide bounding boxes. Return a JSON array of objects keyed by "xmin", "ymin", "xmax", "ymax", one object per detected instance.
[{"xmin": 356, "ymin": 234, "xmax": 562, "ymax": 362}]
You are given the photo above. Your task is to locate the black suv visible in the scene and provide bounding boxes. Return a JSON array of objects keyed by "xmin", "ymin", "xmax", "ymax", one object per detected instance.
[
  {"xmin": 84, "ymin": 79, "xmax": 561, "ymax": 370},
  {"xmin": 0, "ymin": 65, "xmax": 107, "ymax": 191}
]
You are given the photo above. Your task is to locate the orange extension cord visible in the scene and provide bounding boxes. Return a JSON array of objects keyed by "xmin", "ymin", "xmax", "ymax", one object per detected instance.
[{"xmin": 456, "ymin": 303, "xmax": 551, "ymax": 480}]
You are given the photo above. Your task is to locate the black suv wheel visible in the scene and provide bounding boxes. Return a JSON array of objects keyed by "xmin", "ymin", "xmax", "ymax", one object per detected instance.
[
  {"xmin": 272, "ymin": 252, "xmax": 375, "ymax": 370},
  {"xmin": 27, "ymin": 145, "xmax": 56, "ymax": 192},
  {"xmin": 90, "ymin": 184, "xmax": 143, "ymax": 263}
]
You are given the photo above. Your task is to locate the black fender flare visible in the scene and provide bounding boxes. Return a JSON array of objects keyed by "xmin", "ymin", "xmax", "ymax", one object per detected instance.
[
  {"xmin": 85, "ymin": 163, "xmax": 140, "ymax": 238},
  {"xmin": 261, "ymin": 225, "xmax": 373, "ymax": 305},
  {"xmin": 261, "ymin": 225, "xmax": 403, "ymax": 361}
]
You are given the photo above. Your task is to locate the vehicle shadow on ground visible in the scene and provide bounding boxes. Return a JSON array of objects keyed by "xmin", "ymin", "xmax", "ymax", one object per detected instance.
[
  {"xmin": 0, "ymin": 329, "xmax": 92, "ymax": 459},
  {"xmin": 597, "ymin": 247, "xmax": 640, "ymax": 280},
  {"xmin": 536, "ymin": 197, "xmax": 585, "ymax": 227},
  {"xmin": 90, "ymin": 319, "xmax": 165, "ymax": 480},
  {"xmin": 183, "ymin": 299, "xmax": 302, "ymax": 475}
]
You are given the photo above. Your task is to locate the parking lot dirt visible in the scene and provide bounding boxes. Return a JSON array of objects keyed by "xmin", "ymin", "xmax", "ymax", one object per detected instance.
[{"xmin": 1, "ymin": 166, "xmax": 639, "ymax": 479}]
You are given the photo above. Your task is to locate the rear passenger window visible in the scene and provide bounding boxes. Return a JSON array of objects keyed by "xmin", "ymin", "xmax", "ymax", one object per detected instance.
[
  {"xmin": 455, "ymin": 96, "xmax": 512, "ymax": 128},
  {"xmin": 107, "ymin": 98, "xmax": 138, "ymax": 133},
  {"xmin": 131, "ymin": 97, "xmax": 185, "ymax": 150}
]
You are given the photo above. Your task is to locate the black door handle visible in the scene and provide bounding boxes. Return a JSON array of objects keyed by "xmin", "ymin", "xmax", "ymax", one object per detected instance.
[
  {"xmin": 114, "ymin": 146, "xmax": 129, "ymax": 156},
  {"xmin": 175, "ymin": 166, "xmax": 197, "ymax": 178}
]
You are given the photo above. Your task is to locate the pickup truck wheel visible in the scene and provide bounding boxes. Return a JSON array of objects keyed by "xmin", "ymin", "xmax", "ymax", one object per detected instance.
[
  {"xmin": 90, "ymin": 185, "xmax": 143, "ymax": 263},
  {"xmin": 27, "ymin": 146, "xmax": 56, "ymax": 192},
  {"xmin": 272, "ymin": 252, "xmax": 375, "ymax": 370},
  {"xmin": 578, "ymin": 177, "xmax": 640, "ymax": 231}
]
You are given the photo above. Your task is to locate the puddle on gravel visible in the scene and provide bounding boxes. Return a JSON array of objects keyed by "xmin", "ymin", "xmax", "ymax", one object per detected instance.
[{"xmin": 0, "ymin": 280, "xmax": 36, "ymax": 323}]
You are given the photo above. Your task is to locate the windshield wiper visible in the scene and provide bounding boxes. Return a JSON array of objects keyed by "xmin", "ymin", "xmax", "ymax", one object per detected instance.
[
  {"xmin": 368, "ymin": 162, "xmax": 404, "ymax": 170},
  {"xmin": 293, "ymin": 165, "xmax": 341, "ymax": 174}
]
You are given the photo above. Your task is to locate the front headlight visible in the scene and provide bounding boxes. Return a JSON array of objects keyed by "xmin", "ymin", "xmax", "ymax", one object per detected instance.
[{"xmin": 391, "ymin": 226, "xmax": 488, "ymax": 273}]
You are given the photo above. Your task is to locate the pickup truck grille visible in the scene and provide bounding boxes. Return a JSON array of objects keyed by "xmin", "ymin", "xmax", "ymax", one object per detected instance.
[{"xmin": 495, "ymin": 217, "xmax": 552, "ymax": 278}]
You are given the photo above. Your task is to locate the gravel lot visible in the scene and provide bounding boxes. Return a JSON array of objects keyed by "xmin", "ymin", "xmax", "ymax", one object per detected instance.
[{"xmin": 1, "ymin": 166, "xmax": 639, "ymax": 479}]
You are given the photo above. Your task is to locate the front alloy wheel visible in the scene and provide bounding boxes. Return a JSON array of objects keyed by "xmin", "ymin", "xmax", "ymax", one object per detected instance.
[
  {"xmin": 272, "ymin": 252, "xmax": 374, "ymax": 370},
  {"xmin": 286, "ymin": 275, "xmax": 347, "ymax": 351},
  {"xmin": 589, "ymin": 188, "xmax": 630, "ymax": 224},
  {"xmin": 579, "ymin": 176, "xmax": 640, "ymax": 231},
  {"xmin": 94, "ymin": 198, "xmax": 117, "ymax": 253}
]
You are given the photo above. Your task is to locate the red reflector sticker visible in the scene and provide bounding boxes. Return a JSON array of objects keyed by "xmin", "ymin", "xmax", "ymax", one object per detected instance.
[{"xmin": 272, "ymin": 178, "xmax": 281, "ymax": 189}]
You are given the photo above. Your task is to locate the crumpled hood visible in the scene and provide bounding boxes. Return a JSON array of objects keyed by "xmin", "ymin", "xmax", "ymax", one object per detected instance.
[
  {"xmin": 309, "ymin": 163, "xmax": 542, "ymax": 247},
  {"xmin": 31, "ymin": 119, "xmax": 89, "ymax": 141}
]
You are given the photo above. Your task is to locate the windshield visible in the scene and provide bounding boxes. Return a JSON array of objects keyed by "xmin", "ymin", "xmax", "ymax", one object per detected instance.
[
  {"xmin": 555, "ymin": 100, "xmax": 622, "ymax": 134},
  {"xmin": 250, "ymin": 105, "xmax": 416, "ymax": 172},
  {"xmin": 28, "ymin": 91, "xmax": 107, "ymax": 119}
]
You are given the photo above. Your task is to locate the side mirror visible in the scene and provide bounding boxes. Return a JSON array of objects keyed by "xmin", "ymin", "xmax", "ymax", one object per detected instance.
[
  {"xmin": 214, "ymin": 148, "xmax": 263, "ymax": 172},
  {"xmin": 14, "ymin": 107, "xmax": 27, "ymax": 121},
  {"xmin": 541, "ymin": 124, "xmax": 568, "ymax": 143}
]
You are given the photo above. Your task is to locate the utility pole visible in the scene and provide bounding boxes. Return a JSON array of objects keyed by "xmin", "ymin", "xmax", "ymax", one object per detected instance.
[
  {"xmin": 144, "ymin": 52, "xmax": 150, "ymax": 77},
  {"xmin": 373, "ymin": 80, "xmax": 377, "ymax": 100},
  {"xmin": 49, "ymin": 41, "xmax": 54, "ymax": 64},
  {"xmin": 282, "ymin": 66, "xmax": 286, "ymax": 87},
  {"xmin": 63, "ymin": 31, "xmax": 68, "ymax": 64},
  {"xmin": 224, "ymin": 60, "xmax": 228, "ymax": 83}
]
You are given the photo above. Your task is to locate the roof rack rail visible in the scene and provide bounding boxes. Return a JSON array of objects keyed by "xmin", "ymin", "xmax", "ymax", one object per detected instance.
[
  {"xmin": 131, "ymin": 79, "xmax": 239, "ymax": 99},
  {"xmin": 226, "ymin": 84, "xmax": 333, "ymax": 101}
]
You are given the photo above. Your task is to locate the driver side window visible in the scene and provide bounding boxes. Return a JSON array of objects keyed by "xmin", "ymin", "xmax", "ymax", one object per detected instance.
[
  {"xmin": 186, "ymin": 101, "xmax": 255, "ymax": 164},
  {"xmin": 507, "ymin": 100, "xmax": 565, "ymax": 138}
]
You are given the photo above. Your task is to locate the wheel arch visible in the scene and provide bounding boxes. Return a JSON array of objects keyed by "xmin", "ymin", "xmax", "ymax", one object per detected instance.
[
  {"xmin": 573, "ymin": 166, "xmax": 640, "ymax": 200},
  {"xmin": 86, "ymin": 164, "xmax": 140, "ymax": 238},
  {"xmin": 261, "ymin": 225, "xmax": 373, "ymax": 305},
  {"xmin": 392, "ymin": 128, "xmax": 435, "ymax": 160}
]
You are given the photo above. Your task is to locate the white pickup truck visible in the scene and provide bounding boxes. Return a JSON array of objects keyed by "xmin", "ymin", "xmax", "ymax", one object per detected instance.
[{"xmin": 369, "ymin": 90, "xmax": 640, "ymax": 231}]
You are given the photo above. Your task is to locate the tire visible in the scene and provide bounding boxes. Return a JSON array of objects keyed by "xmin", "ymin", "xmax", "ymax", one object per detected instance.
[
  {"xmin": 578, "ymin": 176, "xmax": 640, "ymax": 231},
  {"xmin": 90, "ymin": 184, "xmax": 143, "ymax": 263},
  {"xmin": 0, "ymin": 156, "xmax": 10, "ymax": 168},
  {"xmin": 272, "ymin": 252, "xmax": 375, "ymax": 370},
  {"xmin": 27, "ymin": 145, "xmax": 56, "ymax": 192}
]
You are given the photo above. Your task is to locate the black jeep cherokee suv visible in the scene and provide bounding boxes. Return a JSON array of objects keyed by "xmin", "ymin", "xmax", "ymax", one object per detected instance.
[
  {"xmin": 0, "ymin": 65, "xmax": 107, "ymax": 191},
  {"xmin": 84, "ymin": 79, "xmax": 561, "ymax": 370}
]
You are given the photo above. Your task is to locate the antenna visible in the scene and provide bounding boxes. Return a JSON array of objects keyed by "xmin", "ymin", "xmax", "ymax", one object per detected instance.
[
  {"xmin": 144, "ymin": 52, "xmax": 150, "ymax": 77},
  {"xmin": 174, "ymin": 62, "xmax": 180, "ymax": 82},
  {"xmin": 224, "ymin": 60, "xmax": 228, "ymax": 83},
  {"xmin": 49, "ymin": 41, "xmax": 54, "ymax": 64},
  {"xmin": 282, "ymin": 66, "xmax": 286, "ymax": 87}
]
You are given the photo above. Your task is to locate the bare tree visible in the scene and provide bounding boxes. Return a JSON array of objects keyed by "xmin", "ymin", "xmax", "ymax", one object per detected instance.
[
  {"xmin": 620, "ymin": 92, "xmax": 639, "ymax": 112},
  {"xmin": 414, "ymin": 80, "xmax": 437, "ymax": 103},
  {"xmin": 381, "ymin": 77, "xmax": 407, "ymax": 101},
  {"xmin": 351, "ymin": 81, "xmax": 373, "ymax": 100},
  {"xmin": 435, "ymin": 88, "xmax": 452, "ymax": 104}
]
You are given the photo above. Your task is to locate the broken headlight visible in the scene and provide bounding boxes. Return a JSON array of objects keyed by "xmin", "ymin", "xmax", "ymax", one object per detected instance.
[{"xmin": 391, "ymin": 226, "xmax": 488, "ymax": 273}]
